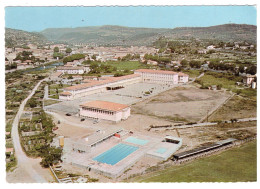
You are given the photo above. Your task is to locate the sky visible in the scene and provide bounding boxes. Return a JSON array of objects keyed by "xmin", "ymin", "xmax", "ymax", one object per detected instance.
[{"xmin": 5, "ymin": 6, "xmax": 257, "ymax": 32}]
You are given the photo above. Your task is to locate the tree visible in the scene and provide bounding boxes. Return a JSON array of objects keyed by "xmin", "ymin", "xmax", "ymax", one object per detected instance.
[
  {"xmin": 247, "ymin": 65, "xmax": 257, "ymax": 75},
  {"xmin": 65, "ymin": 47, "xmax": 72, "ymax": 54},
  {"xmin": 53, "ymin": 47, "xmax": 59, "ymax": 53},
  {"xmin": 239, "ymin": 65, "xmax": 245, "ymax": 73},
  {"xmin": 180, "ymin": 59, "xmax": 188, "ymax": 67},
  {"xmin": 28, "ymin": 98, "xmax": 37, "ymax": 108},
  {"xmin": 67, "ymin": 75, "xmax": 73, "ymax": 79}
]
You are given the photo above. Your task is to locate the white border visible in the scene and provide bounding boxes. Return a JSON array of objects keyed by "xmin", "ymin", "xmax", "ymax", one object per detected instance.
[{"xmin": 0, "ymin": 1, "xmax": 259, "ymax": 189}]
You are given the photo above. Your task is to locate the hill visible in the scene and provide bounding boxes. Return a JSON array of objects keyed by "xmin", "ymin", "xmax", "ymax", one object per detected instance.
[
  {"xmin": 165, "ymin": 24, "xmax": 256, "ymax": 43},
  {"xmin": 5, "ymin": 28, "xmax": 49, "ymax": 47},
  {"xmin": 5, "ymin": 24, "xmax": 256, "ymax": 47},
  {"xmin": 40, "ymin": 25, "xmax": 170, "ymax": 46}
]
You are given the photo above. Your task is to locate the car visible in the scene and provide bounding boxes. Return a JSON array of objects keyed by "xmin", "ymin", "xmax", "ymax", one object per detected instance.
[
  {"xmin": 93, "ymin": 120, "xmax": 99, "ymax": 124},
  {"xmin": 80, "ymin": 118, "xmax": 85, "ymax": 122},
  {"xmin": 65, "ymin": 113, "xmax": 71, "ymax": 116}
]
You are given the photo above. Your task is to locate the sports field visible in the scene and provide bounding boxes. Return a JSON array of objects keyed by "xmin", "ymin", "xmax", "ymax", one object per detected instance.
[{"xmin": 131, "ymin": 141, "xmax": 256, "ymax": 182}]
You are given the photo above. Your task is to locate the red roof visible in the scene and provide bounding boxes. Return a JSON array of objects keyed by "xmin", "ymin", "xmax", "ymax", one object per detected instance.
[
  {"xmin": 60, "ymin": 91, "xmax": 72, "ymax": 96},
  {"xmin": 64, "ymin": 74, "xmax": 140, "ymax": 91},
  {"xmin": 80, "ymin": 100, "xmax": 129, "ymax": 112}
]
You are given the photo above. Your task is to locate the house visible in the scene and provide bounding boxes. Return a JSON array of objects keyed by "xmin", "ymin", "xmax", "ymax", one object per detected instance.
[
  {"xmin": 56, "ymin": 66, "xmax": 85, "ymax": 74},
  {"xmin": 243, "ymin": 75, "xmax": 256, "ymax": 85}
]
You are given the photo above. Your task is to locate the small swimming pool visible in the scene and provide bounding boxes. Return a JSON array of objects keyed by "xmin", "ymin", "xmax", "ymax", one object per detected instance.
[
  {"xmin": 93, "ymin": 143, "xmax": 138, "ymax": 165},
  {"xmin": 124, "ymin": 136, "xmax": 149, "ymax": 145},
  {"xmin": 156, "ymin": 147, "xmax": 167, "ymax": 154}
]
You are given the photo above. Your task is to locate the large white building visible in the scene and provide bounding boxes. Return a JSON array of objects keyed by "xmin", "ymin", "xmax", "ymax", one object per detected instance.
[
  {"xmin": 56, "ymin": 66, "xmax": 86, "ymax": 74},
  {"xmin": 59, "ymin": 74, "xmax": 141, "ymax": 100},
  {"xmin": 134, "ymin": 69, "xmax": 189, "ymax": 84},
  {"xmin": 59, "ymin": 69, "xmax": 189, "ymax": 100},
  {"xmin": 79, "ymin": 100, "xmax": 130, "ymax": 122}
]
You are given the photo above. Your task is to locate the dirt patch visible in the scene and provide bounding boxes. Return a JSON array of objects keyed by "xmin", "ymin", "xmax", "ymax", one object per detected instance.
[
  {"xmin": 208, "ymin": 95, "xmax": 257, "ymax": 121},
  {"xmin": 132, "ymin": 85, "xmax": 231, "ymax": 123}
]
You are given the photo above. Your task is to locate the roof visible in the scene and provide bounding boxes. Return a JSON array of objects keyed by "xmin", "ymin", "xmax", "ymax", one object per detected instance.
[
  {"xmin": 6, "ymin": 148, "xmax": 14, "ymax": 153},
  {"xmin": 64, "ymin": 74, "xmax": 140, "ymax": 91},
  {"xmin": 60, "ymin": 91, "xmax": 72, "ymax": 96},
  {"xmin": 216, "ymin": 138, "xmax": 237, "ymax": 145},
  {"xmin": 135, "ymin": 69, "xmax": 188, "ymax": 76},
  {"xmin": 80, "ymin": 100, "xmax": 129, "ymax": 112}
]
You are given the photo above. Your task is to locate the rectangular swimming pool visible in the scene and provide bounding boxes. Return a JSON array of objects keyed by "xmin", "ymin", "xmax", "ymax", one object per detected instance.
[
  {"xmin": 93, "ymin": 143, "xmax": 139, "ymax": 165},
  {"xmin": 124, "ymin": 136, "xmax": 149, "ymax": 145}
]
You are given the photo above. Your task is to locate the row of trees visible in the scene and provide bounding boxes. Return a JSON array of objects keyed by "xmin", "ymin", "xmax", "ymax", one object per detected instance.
[
  {"xmin": 63, "ymin": 53, "xmax": 85, "ymax": 63},
  {"xmin": 144, "ymin": 54, "xmax": 171, "ymax": 63},
  {"xmin": 89, "ymin": 62, "xmax": 117, "ymax": 74}
]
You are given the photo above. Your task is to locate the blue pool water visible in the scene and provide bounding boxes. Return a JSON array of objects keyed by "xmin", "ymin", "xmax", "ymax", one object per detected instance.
[
  {"xmin": 124, "ymin": 136, "xmax": 149, "ymax": 145},
  {"xmin": 93, "ymin": 143, "xmax": 139, "ymax": 165},
  {"xmin": 156, "ymin": 148, "xmax": 167, "ymax": 154}
]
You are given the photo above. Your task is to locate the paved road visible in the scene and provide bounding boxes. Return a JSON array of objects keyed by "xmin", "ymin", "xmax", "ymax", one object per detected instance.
[{"xmin": 9, "ymin": 79, "xmax": 52, "ymax": 183}]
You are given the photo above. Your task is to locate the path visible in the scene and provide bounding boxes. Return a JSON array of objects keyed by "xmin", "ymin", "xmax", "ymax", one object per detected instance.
[{"xmin": 7, "ymin": 79, "xmax": 54, "ymax": 183}]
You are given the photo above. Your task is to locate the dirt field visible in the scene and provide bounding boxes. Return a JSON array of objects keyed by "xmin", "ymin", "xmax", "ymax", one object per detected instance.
[
  {"xmin": 131, "ymin": 85, "xmax": 231, "ymax": 123},
  {"xmin": 208, "ymin": 95, "xmax": 257, "ymax": 122}
]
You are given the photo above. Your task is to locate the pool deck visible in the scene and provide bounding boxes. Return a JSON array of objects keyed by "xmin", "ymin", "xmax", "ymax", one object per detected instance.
[{"xmin": 61, "ymin": 133, "xmax": 163, "ymax": 178}]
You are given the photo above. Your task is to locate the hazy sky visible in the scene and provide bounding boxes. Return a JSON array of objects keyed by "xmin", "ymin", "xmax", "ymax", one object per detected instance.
[{"xmin": 5, "ymin": 6, "xmax": 257, "ymax": 32}]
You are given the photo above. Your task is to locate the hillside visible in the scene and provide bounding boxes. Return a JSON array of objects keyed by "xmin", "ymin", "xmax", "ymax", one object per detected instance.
[
  {"xmin": 165, "ymin": 24, "xmax": 256, "ymax": 43},
  {"xmin": 5, "ymin": 24, "xmax": 256, "ymax": 47},
  {"xmin": 5, "ymin": 28, "xmax": 49, "ymax": 47},
  {"xmin": 40, "ymin": 25, "xmax": 169, "ymax": 46}
]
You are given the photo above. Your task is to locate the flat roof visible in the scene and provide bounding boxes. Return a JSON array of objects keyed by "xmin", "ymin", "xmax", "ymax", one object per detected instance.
[
  {"xmin": 80, "ymin": 100, "xmax": 129, "ymax": 112},
  {"xmin": 57, "ymin": 66, "xmax": 84, "ymax": 70},
  {"xmin": 174, "ymin": 143, "xmax": 221, "ymax": 159},
  {"xmin": 75, "ymin": 128, "xmax": 123, "ymax": 147},
  {"xmin": 64, "ymin": 74, "xmax": 140, "ymax": 91}
]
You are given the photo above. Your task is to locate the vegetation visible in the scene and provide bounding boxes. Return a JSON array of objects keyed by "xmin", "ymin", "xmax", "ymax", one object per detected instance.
[
  {"xmin": 132, "ymin": 141, "xmax": 256, "ymax": 182},
  {"xmin": 63, "ymin": 53, "xmax": 85, "ymax": 63}
]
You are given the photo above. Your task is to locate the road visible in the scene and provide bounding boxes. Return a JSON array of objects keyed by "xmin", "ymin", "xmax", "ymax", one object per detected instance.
[{"xmin": 7, "ymin": 79, "xmax": 54, "ymax": 183}]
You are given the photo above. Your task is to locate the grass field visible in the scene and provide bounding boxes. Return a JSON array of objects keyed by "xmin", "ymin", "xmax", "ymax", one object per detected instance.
[
  {"xmin": 182, "ymin": 70, "xmax": 202, "ymax": 78},
  {"xmin": 103, "ymin": 61, "xmax": 152, "ymax": 71},
  {"xmin": 209, "ymin": 95, "xmax": 256, "ymax": 121},
  {"xmin": 131, "ymin": 141, "xmax": 256, "ymax": 182}
]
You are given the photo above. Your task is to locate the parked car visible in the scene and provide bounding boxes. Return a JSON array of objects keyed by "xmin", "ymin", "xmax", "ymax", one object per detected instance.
[
  {"xmin": 80, "ymin": 118, "xmax": 85, "ymax": 122},
  {"xmin": 66, "ymin": 113, "xmax": 71, "ymax": 116}
]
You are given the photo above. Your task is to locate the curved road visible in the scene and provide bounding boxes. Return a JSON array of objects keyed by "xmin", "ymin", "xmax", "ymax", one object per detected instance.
[{"xmin": 9, "ymin": 79, "xmax": 52, "ymax": 183}]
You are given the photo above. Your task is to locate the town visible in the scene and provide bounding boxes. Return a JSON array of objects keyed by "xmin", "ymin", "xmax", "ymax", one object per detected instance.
[{"xmin": 5, "ymin": 6, "xmax": 257, "ymax": 184}]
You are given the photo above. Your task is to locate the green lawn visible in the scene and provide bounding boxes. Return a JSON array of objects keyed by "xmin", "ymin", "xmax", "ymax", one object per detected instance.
[
  {"xmin": 197, "ymin": 73, "xmax": 239, "ymax": 90},
  {"xmin": 103, "ymin": 61, "xmax": 152, "ymax": 71},
  {"xmin": 131, "ymin": 141, "xmax": 256, "ymax": 182},
  {"xmin": 182, "ymin": 70, "xmax": 202, "ymax": 78}
]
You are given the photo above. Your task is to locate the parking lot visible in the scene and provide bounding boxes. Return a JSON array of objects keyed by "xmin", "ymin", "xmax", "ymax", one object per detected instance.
[{"xmin": 44, "ymin": 82, "xmax": 174, "ymax": 114}]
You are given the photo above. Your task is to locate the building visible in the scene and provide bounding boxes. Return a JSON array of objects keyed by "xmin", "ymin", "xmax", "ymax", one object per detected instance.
[
  {"xmin": 79, "ymin": 100, "xmax": 130, "ymax": 122},
  {"xmin": 134, "ymin": 69, "xmax": 189, "ymax": 84},
  {"xmin": 56, "ymin": 66, "xmax": 85, "ymax": 74},
  {"xmin": 59, "ymin": 74, "xmax": 141, "ymax": 100},
  {"xmin": 243, "ymin": 75, "xmax": 256, "ymax": 85}
]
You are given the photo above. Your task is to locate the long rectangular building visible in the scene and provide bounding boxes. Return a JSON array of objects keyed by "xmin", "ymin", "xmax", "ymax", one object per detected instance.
[
  {"xmin": 134, "ymin": 69, "xmax": 189, "ymax": 84},
  {"xmin": 79, "ymin": 100, "xmax": 130, "ymax": 122},
  {"xmin": 59, "ymin": 74, "xmax": 141, "ymax": 100}
]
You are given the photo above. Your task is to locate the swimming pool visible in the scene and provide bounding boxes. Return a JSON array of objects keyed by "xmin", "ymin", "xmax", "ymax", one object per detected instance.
[
  {"xmin": 124, "ymin": 136, "xmax": 149, "ymax": 145},
  {"xmin": 93, "ymin": 143, "xmax": 139, "ymax": 165}
]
